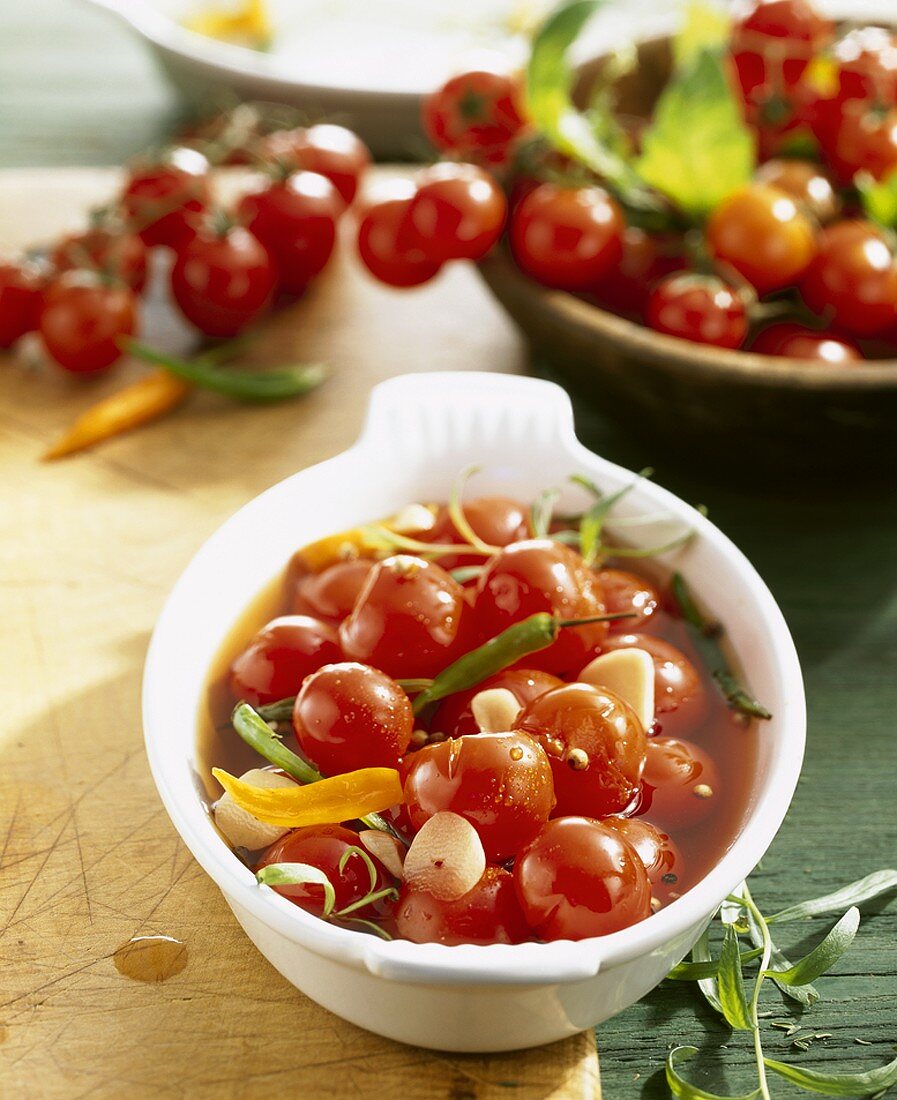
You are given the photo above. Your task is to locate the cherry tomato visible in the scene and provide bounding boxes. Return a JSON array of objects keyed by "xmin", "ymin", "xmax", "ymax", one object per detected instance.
[
  {"xmin": 751, "ymin": 322, "xmax": 862, "ymax": 364},
  {"xmin": 170, "ymin": 221, "xmax": 275, "ymax": 338},
  {"xmin": 422, "ymin": 494, "xmax": 530, "ymax": 570},
  {"xmin": 514, "ymin": 817, "xmax": 651, "ymax": 940},
  {"xmin": 291, "ymin": 557, "xmax": 375, "ymax": 622},
  {"xmin": 755, "ymin": 159, "xmax": 840, "ymax": 224},
  {"xmin": 52, "ymin": 225, "xmax": 148, "ymax": 292},
  {"xmin": 0, "ymin": 259, "xmax": 43, "ymax": 348},
  {"xmin": 637, "ymin": 737, "xmax": 721, "ymax": 831},
  {"xmin": 39, "ymin": 271, "xmax": 137, "ymax": 374},
  {"xmin": 422, "ymin": 69, "xmax": 526, "ymax": 162},
  {"xmin": 474, "ymin": 540, "xmax": 609, "ymax": 675},
  {"xmin": 228, "ymin": 615, "xmax": 343, "ymax": 707},
  {"xmin": 292, "ymin": 661, "xmax": 412, "ymax": 774},
  {"xmin": 257, "ymin": 824, "xmax": 389, "ymax": 916},
  {"xmin": 601, "ymin": 816, "xmax": 683, "ymax": 901},
  {"xmin": 646, "ymin": 274, "xmax": 747, "ymax": 350},
  {"xmin": 598, "ymin": 569, "xmax": 661, "ymax": 633},
  {"xmin": 517, "ymin": 682, "xmax": 646, "ymax": 818},
  {"xmin": 730, "ymin": 0, "xmax": 834, "ymax": 97},
  {"xmin": 831, "ymin": 26, "xmax": 897, "ymax": 107},
  {"xmin": 509, "ymin": 184, "xmax": 624, "ymax": 291},
  {"xmin": 237, "ymin": 171, "xmax": 342, "ymax": 294},
  {"xmin": 340, "ymin": 555, "xmax": 468, "ymax": 679},
  {"xmin": 121, "ymin": 147, "xmax": 210, "ymax": 249},
  {"xmin": 824, "ymin": 103, "xmax": 897, "ymax": 186},
  {"xmin": 600, "ymin": 632, "xmax": 707, "ymax": 735},
  {"xmin": 592, "ymin": 228, "xmax": 684, "ymax": 316},
  {"xmin": 706, "ymin": 184, "xmax": 816, "ymax": 295},
  {"xmin": 258, "ymin": 124, "xmax": 371, "ymax": 205},
  {"xmin": 405, "ymin": 163, "xmax": 507, "ymax": 263},
  {"xmin": 403, "ymin": 731, "xmax": 555, "ymax": 862},
  {"xmin": 430, "ymin": 668, "xmax": 563, "ymax": 739},
  {"xmin": 357, "ymin": 184, "xmax": 442, "ymax": 288},
  {"xmin": 395, "ymin": 866, "xmax": 530, "ymax": 945},
  {"xmin": 800, "ymin": 220, "xmax": 897, "ymax": 337}
]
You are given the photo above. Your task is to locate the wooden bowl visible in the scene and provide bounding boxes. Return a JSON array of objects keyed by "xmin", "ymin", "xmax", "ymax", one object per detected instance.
[{"xmin": 477, "ymin": 35, "xmax": 897, "ymax": 475}]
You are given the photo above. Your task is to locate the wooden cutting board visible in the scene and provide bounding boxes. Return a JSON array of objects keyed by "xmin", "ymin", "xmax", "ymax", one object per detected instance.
[{"xmin": 0, "ymin": 169, "xmax": 601, "ymax": 1098}]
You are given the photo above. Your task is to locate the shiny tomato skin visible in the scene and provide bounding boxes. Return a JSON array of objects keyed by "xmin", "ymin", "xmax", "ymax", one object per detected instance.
[
  {"xmin": 599, "ymin": 632, "xmax": 707, "ymax": 734},
  {"xmin": 403, "ymin": 731, "xmax": 555, "ymax": 862},
  {"xmin": 0, "ymin": 260, "xmax": 43, "ymax": 347},
  {"xmin": 339, "ymin": 555, "xmax": 468, "ymax": 680},
  {"xmin": 39, "ymin": 272, "xmax": 137, "ymax": 374},
  {"xmin": 637, "ymin": 737, "xmax": 721, "ymax": 831},
  {"xmin": 601, "ymin": 815, "xmax": 683, "ymax": 900},
  {"xmin": 430, "ymin": 667, "xmax": 563, "ymax": 739},
  {"xmin": 395, "ymin": 866, "xmax": 530, "ymax": 945},
  {"xmin": 257, "ymin": 824, "xmax": 388, "ymax": 916},
  {"xmin": 292, "ymin": 661, "xmax": 412, "ymax": 774},
  {"xmin": 509, "ymin": 184, "xmax": 624, "ymax": 291},
  {"xmin": 514, "ymin": 817, "xmax": 652, "ymax": 940},
  {"xmin": 170, "ymin": 224, "xmax": 276, "ymax": 337},
  {"xmin": 422, "ymin": 494, "xmax": 530, "ymax": 571},
  {"xmin": 291, "ymin": 558, "xmax": 376, "ymax": 622},
  {"xmin": 751, "ymin": 323, "xmax": 862, "ymax": 364},
  {"xmin": 755, "ymin": 159, "xmax": 840, "ymax": 224},
  {"xmin": 405, "ymin": 163, "xmax": 507, "ymax": 263},
  {"xmin": 228, "ymin": 615, "xmax": 343, "ymax": 707},
  {"xmin": 237, "ymin": 171, "xmax": 342, "ymax": 294},
  {"xmin": 473, "ymin": 539, "xmax": 609, "ymax": 675},
  {"xmin": 730, "ymin": 0, "xmax": 834, "ymax": 95},
  {"xmin": 258, "ymin": 124, "xmax": 371, "ymax": 205},
  {"xmin": 646, "ymin": 274, "xmax": 747, "ymax": 350},
  {"xmin": 592, "ymin": 228, "xmax": 685, "ymax": 316},
  {"xmin": 824, "ymin": 104, "xmax": 897, "ymax": 186},
  {"xmin": 422, "ymin": 69, "xmax": 526, "ymax": 159},
  {"xmin": 598, "ymin": 568, "xmax": 661, "ymax": 633},
  {"xmin": 121, "ymin": 147, "xmax": 210, "ymax": 249},
  {"xmin": 52, "ymin": 227, "xmax": 148, "ymax": 292},
  {"xmin": 357, "ymin": 190, "xmax": 442, "ymax": 288},
  {"xmin": 517, "ymin": 682, "xmax": 646, "ymax": 818}
]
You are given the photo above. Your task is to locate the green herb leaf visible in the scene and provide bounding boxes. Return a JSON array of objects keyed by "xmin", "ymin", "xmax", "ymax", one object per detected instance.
[
  {"xmin": 857, "ymin": 168, "xmax": 897, "ymax": 230},
  {"xmin": 717, "ymin": 924, "xmax": 753, "ymax": 1031},
  {"xmin": 338, "ymin": 845, "xmax": 379, "ymax": 894},
  {"xmin": 691, "ymin": 926, "xmax": 724, "ymax": 1015},
  {"xmin": 530, "ymin": 487, "xmax": 561, "ymax": 538},
  {"xmin": 768, "ymin": 870, "xmax": 897, "ymax": 924},
  {"xmin": 674, "ymin": 0, "xmax": 731, "ymax": 67},
  {"xmin": 668, "ymin": 946, "xmax": 763, "ymax": 981},
  {"xmin": 636, "ymin": 48, "xmax": 756, "ymax": 218},
  {"xmin": 256, "ymin": 862, "xmax": 336, "ymax": 917},
  {"xmin": 764, "ymin": 1052, "xmax": 897, "ymax": 1097},
  {"xmin": 742, "ymin": 896, "xmax": 819, "ymax": 1005},
  {"xmin": 256, "ymin": 696, "xmax": 296, "ymax": 723},
  {"xmin": 667, "ymin": 1047, "xmax": 761, "ymax": 1100},
  {"xmin": 766, "ymin": 908, "xmax": 860, "ymax": 987}
]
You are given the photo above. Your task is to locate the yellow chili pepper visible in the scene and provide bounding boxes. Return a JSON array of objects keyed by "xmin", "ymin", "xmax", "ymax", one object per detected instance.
[
  {"xmin": 212, "ymin": 766, "xmax": 403, "ymax": 828},
  {"xmin": 183, "ymin": 0, "xmax": 272, "ymax": 48},
  {"xmin": 43, "ymin": 370, "xmax": 192, "ymax": 460}
]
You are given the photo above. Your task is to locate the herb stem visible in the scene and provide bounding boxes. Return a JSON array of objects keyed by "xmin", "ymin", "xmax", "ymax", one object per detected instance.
[{"xmin": 741, "ymin": 884, "xmax": 773, "ymax": 1100}]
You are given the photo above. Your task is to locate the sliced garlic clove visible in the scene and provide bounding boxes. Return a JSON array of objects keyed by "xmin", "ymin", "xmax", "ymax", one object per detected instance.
[
  {"xmin": 471, "ymin": 687, "xmax": 521, "ymax": 734},
  {"xmin": 403, "ymin": 812, "xmax": 486, "ymax": 901},
  {"xmin": 578, "ymin": 647, "xmax": 655, "ymax": 731},
  {"xmin": 390, "ymin": 503, "xmax": 436, "ymax": 534},
  {"xmin": 359, "ymin": 829, "xmax": 406, "ymax": 879},
  {"xmin": 213, "ymin": 768, "xmax": 296, "ymax": 850}
]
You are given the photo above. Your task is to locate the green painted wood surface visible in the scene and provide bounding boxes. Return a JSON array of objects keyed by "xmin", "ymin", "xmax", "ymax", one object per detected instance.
[{"xmin": 2, "ymin": 3, "xmax": 895, "ymax": 1095}]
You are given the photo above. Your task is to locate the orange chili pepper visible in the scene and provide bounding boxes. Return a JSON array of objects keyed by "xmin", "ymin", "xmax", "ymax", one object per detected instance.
[
  {"xmin": 43, "ymin": 370, "xmax": 192, "ymax": 460},
  {"xmin": 212, "ymin": 766, "xmax": 403, "ymax": 828}
]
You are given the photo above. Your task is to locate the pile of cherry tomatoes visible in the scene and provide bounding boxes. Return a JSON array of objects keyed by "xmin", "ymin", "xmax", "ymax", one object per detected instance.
[{"xmin": 217, "ymin": 494, "xmax": 732, "ymax": 945}]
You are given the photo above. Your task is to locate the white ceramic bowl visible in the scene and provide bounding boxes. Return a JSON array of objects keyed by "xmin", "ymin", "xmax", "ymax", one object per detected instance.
[{"xmin": 143, "ymin": 371, "xmax": 805, "ymax": 1052}]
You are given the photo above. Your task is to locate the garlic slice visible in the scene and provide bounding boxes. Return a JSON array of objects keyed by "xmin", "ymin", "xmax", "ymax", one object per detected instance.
[
  {"xmin": 471, "ymin": 687, "xmax": 521, "ymax": 734},
  {"xmin": 403, "ymin": 812, "xmax": 486, "ymax": 901},
  {"xmin": 390, "ymin": 503, "xmax": 436, "ymax": 534},
  {"xmin": 359, "ymin": 829, "xmax": 406, "ymax": 879},
  {"xmin": 213, "ymin": 768, "xmax": 296, "ymax": 850},
  {"xmin": 578, "ymin": 648, "xmax": 655, "ymax": 731}
]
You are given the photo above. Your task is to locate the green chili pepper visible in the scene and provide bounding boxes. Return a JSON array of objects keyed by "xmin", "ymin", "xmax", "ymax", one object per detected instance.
[
  {"xmin": 257, "ymin": 678, "xmax": 433, "ymax": 723},
  {"xmin": 670, "ymin": 573, "xmax": 772, "ymax": 720},
  {"xmin": 411, "ymin": 610, "xmax": 633, "ymax": 716}
]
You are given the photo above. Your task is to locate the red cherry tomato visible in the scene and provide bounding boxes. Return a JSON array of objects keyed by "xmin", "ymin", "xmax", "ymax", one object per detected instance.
[
  {"xmin": 0, "ymin": 260, "xmax": 43, "ymax": 348},
  {"xmin": 292, "ymin": 662, "xmax": 413, "ymax": 774},
  {"xmin": 474, "ymin": 540, "xmax": 609, "ymax": 675},
  {"xmin": 52, "ymin": 226, "xmax": 148, "ymax": 292},
  {"xmin": 592, "ymin": 228, "xmax": 684, "ymax": 316},
  {"xmin": 357, "ymin": 186, "xmax": 442, "ymax": 288},
  {"xmin": 832, "ymin": 26, "xmax": 897, "ymax": 107},
  {"xmin": 730, "ymin": 0, "xmax": 834, "ymax": 96},
  {"xmin": 755, "ymin": 159, "xmax": 840, "ymax": 224},
  {"xmin": 405, "ymin": 163, "xmax": 507, "ymax": 263},
  {"xmin": 646, "ymin": 274, "xmax": 747, "ymax": 350},
  {"xmin": 422, "ymin": 69, "xmax": 527, "ymax": 162},
  {"xmin": 237, "ymin": 171, "xmax": 342, "ymax": 294},
  {"xmin": 517, "ymin": 682, "xmax": 646, "ymax": 818},
  {"xmin": 509, "ymin": 184, "xmax": 624, "ymax": 291},
  {"xmin": 602, "ymin": 816, "xmax": 683, "ymax": 901},
  {"xmin": 39, "ymin": 271, "xmax": 137, "ymax": 374},
  {"xmin": 403, "ymin": 731, "xmax": 555, "ymax": 862},
  {"xmin": 258, "ymin": 124, "xmax": 371, "ymax": 205},
  {"xmin": 430, "ymin": 668, "xmax": 563, "ymax": 739},
  {"xmin": 422, "ymin": 494, "xmax": 530, "ymax": 570},
  {"xmin": 170, "ymin": 222, "xmax": 275, "ymax": 337},
  {"xmin": 824, "ymin": 103, "xmax": 897, "ymax": 186},
  {"xmin": 599, "ymin": 632, "xmax": 707, "ymax": 734},
  {"xmin": 800, "ymin": 220, "xmax": 897, "ymax": 337},
  {"xmin": 228, "ymin": 615, "xmax": 343, "ymax": 707},
  {"xmin": 637, "ymin": 737, "xmax": 721, "ymax": 831},
  {"xmin": 706, "ymin": 184, "xmax": 816, "ymax": 295},
  {"xmin": 598, "ymin": 568, "xmax": 661, "ymax": 633},
  {"xmin": 291, "ymin": 558, "xmax": 375, "ymax": 622},
  {"xmin": 514, "ymin": 817, "xmax": 651, "ymax": 940},
  {"xmin": 751, "ymin": 323, "xmax": 862, "ymax": 364},
  {"xmin": 340, "ymin": 555, "xmax": 468, "ymax": 679},
  {"xmin": 121, "ymin": 147, "xmax": 210, "ymax": 249},
  {"xmin": 395, "ymin": 866, "xmax": 530, "ymax": 945},
  {"xmin": 257, "ymin": 824, "xmax": 389, "ymax": 916}
]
